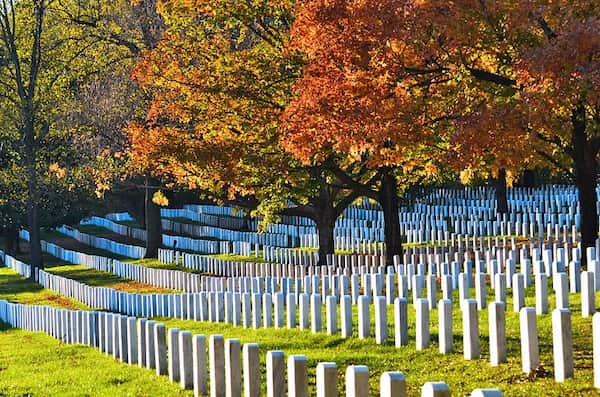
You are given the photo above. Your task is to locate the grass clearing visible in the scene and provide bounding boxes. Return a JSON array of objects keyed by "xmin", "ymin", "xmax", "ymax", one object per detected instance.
[
  {"xmin": 125, "ymin": 258, "xmax": 204, "ymax": 274},
  {"xmin": 0, "ymin": 267, "xmax": 88, "ymax": 310},
  {"xmin": 157, "ymin": 285, "xmax": 599, "ymax": 396},
  {"xmin": 0, "ymin": 322, "xmax": 193, "ymax": 396},
  {"xmin": 2, "ymin": 244, "xmax": 599, "ymax": 396},
  {"xmin": 44, "ymin": 264, "xmax": 174, "ymax": 294}
]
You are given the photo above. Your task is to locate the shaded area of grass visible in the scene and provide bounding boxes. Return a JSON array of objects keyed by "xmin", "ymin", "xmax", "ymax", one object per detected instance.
[
  {"xmin": 126, "ymin": 258, "xmax": 204, "ymax": 274},
  {"xmin": 0, "ymin": 267, "xmax": 88, "ymax": 310},
  {"xmin": 71, "ymin": 224, "xmax": 146, "ymax": 247},
  {"xmin": 40, "ymin": 229, "xmax": 129, "ymax": 260},
  {"xmin": 0, "ymin": 322, "xmax": 193, "ymax": 397},
  {"xmin": 206, "ymin": 252, "xmax": 266, "ymax": 263},
  {"xmin": 165, "ymin": 215, "xmax": 250, "ymax": 232},
  {"xmin": 112, "ymin": 219, "xmax": 143, "ymax": 228}
]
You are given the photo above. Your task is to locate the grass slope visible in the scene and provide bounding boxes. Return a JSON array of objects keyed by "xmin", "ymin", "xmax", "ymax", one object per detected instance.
[
  {"xmin": 0, "ymin": 322, "xmax": 193, "ymax": 397},
  {"xmin": 44, "ymin": 264, "xmax": 174, "ymax": 294},
  {"xmin": 0, "ymin": 267, "xmax": 88, "ymax": 310},
  {"xmin": 157, "ymin": 286, "xmax": 599, "ymax": 396}
]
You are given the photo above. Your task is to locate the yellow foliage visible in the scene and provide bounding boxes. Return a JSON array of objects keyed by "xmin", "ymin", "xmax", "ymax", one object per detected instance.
[
  {"xmin": 152, "ymin": 190, "xmax": 169, "ymax": 206},
  {"xmin": 459, "ymin": 167, "xmax": 474, "ymax": 185},
  {"xmin": 48, "ymin": 163, "xmax": 66, "ymax": 179}
]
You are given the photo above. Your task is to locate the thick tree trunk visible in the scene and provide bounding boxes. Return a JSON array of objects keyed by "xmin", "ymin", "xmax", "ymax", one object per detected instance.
[
  {"xmin": 144, "ymin": 176, "xmax": 162, "ymax": 258},
  {"xmin": 379, "ymin": 171, "xmax": 402, "ymax": 265},
  {"xmin": 520, "ymin": 169, "xmax": 536, "ymax": 188},
  {"xmin": 572, "ymin": 106, "xmax": 598, "ymax": 263},
  {"xmin": 26, "ymin": 197, "xmax": 43, "ymax": 275},
  {"xmin": 5, "ymin": 224, "xmax": 20, "ymax": 255},
  {"xmin": 315, "ymin": 206, "xmax": 336, "ymax": 266},
  {"xmin": 494, "ymin": 168, "xmax": 509, "ymax": 215},
  {"xmin": 25, "ymin": 123, "xmax": 42, "ymax": 276}
]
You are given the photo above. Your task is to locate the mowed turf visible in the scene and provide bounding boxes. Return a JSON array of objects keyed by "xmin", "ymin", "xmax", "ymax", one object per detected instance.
[
  {"xmin": 1, "ymin": 251, "xmax": 600, "ymax": 395},
  {"xmin": 157, "ymin": 285, "xmax": 599, "ymax": 396},
  {"xmin": 44, "ymin": 264, "xmax": 175, "ymax": 294},
  {"xmin": 0, "ymin": 322, "xmax": 193, "ymax": 397},
  {"xmin": 0, "ymin": 267, "xmax": 88, "ymax": 310}
]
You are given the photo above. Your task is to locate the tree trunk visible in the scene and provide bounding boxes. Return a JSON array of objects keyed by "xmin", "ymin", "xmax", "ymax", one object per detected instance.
[
  {"xmin": 24, "ymin": 119, "xmax": 42, "ymax": 276},
  {"xmin": 144, "ymin": 176, "xmax": 162, "ymax": 258},
  {"xmin": 5, "ymin": 224, "xmax": 20, "ymax": 255},
  {"xmin": 26, "ymin": 196, "xmax": 43, "ymax": 275},
  {"xmin": 572, "ymin": 105, "xmax": 598, "ymax": 264},
  {"xmin": 379, "ymin": 171, "xmax": 402, "ymax": 265},
  {"xmin": 315, "ymin": 206, "xmax": 336, "ymax": 266},
  {"xmin": 520, "ymin": 169, "xmax": 536, "ymax": 188},
  {"xmin": 494, "ymin": 168, "xmax": 509, "ymax": 215}
]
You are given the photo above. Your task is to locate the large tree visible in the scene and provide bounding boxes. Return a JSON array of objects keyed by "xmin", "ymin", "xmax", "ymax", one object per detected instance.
[
  {"xmin": 65, "ymin": 0, "xmax": 167, "ymax": 258},
  {"xmin": 127, "ymin": 0, "xmax": 361, "ymax": 263},
  {"xmin": 282, "ymin": 0, "xmax": 446, "ymax": 264},
  {"xmin": 0, "ymin": 0, "xmax": 133, "ymax": 270},
  {"xmin": 409, "ymin": 0, "xmax": 600, "ymax": 250}
]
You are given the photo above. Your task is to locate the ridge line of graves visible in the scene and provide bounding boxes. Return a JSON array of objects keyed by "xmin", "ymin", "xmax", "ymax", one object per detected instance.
[
  {"xmin": 84, "ymin": 214, "xmax": 303, "ymax": 249},
  {"xmin": 0, "ymin": 298, "xmax": 505, "ymax": 397},
  {"xmin": 88, "ymin": 182, "xmax": 595, "ymax": 259},
  {"xmin": 3, "ymin": 242, "xmax": 600, "ymax": 387}
]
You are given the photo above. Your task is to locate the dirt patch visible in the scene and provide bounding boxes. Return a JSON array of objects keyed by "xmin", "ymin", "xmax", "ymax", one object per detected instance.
[
  {"xmin": 44, "ymin": 294, "xmax": 81, "ymax": 310},
  {"xmin": 111, "ymin": 281, "xmax": 172, "ymax": 294}
]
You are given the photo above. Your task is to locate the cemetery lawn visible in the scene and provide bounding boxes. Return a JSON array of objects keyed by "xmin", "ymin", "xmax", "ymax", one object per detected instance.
[
  {"xmin": 70, "ymin": 224, "xmax": 147, "ymax": 247},
  {"xmin": 206, "ymin": 252, "xmax": 267, "ymax": 263},
  {"xmin": 0, "ymin": 322, "xmax": 193, "ymax": 397},
  {"xmin": 157, "ymin": 286, "xmax": 600, "ymax": 397},
  {"xmin": 113, "ymin": 219, "xmax": 143, "ymax": 228},
  {"xmin": 165, "ymin": 215, "xmax": 250, "ymax": 231},
  {"xmin": 44, "ymin": 264, "xmax": 174, "ymax": 293},
  {"xmin": 126, "ymin": 258, "xmax": 205, "ymax": 273},
  {"xmin": 40, "ymin": 230, "xmax": 130, "ymax": 260},
  {"xmin": 1, "ymin": 249, "xmax": 598, "ymax": 396},
  {"xmin": 0, "ymin": 267, "xmax": 88, "ymax": 310}
]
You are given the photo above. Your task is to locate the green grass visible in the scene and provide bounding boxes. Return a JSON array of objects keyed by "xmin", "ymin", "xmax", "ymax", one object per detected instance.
[
  {"xmin": 155, "ymin": 285, "xmax": 600, "ymax": 396},
  {"xmin": 0, "ymin": 322, "xmax": 193, "ymax": 396},
  {"xmin": 2, "ymin": 260, "xmax": 599, "ymax": 396},
  {"xmin": 125, "ymin": 258, "xmax": 204, "ymax": 274},
  {"xmin": 165, "ymin": 215, "xmax": 249, "ymax": 232},
  {"xmin": 293, "ymin": 246, "xmax": 353, "ymax": 255},
  {"xmin": 44, "ymin": 264, "xmax": 174, "ymax": 294},
  {"xmin": 113, "ymin": 219, "xmax": 143, "ymax": 228},
  {"xmin": 71, "ymin": 224, "xmax": 146, "ymax": 246},
  {"xmin": 205, "ymin": 252, "xmax": 266, "ymax": 263},
  {"xmin": 73, "ymin": 224, "xmax": 115, "ymax": 235},
  {"xmin": 0, "ymin": 267, "xmax": 88, "ymax": 310},
  {"xmin": 41, "ymin": 229, "xmax": 130, "ymax": 260}
]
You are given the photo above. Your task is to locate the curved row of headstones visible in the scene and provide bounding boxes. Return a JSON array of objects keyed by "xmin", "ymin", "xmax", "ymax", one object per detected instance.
[
  {"xmin": 3, "ymin": 248, "xmax": 599, "ymax": 386},
  {"xmin": 0, "ymin": 298, "xmax": 502, "ymax": 396},
  {"xmin": 94, "ymin": 212, "xmax": 301, "ymax": 250},
  {"xmin": 81, "ymin": 183, "xmax": 600, "ymax": 261},
  {"xmin": 56, "ymin": 224, "xmax": 225, "ymax": 257},
  {"xmin": 150, "ymin": 185, "xmax": 597, "ymax": 251},
  {"xmin": 19, "ymin": 232, "xmax": 600, "ymax": 331},
  {"xmin": 55, "ymin": 225, "xmax": 147, "ymax": 258}
]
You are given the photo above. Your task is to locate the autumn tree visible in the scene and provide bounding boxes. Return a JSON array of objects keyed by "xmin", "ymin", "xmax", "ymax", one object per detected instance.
[
  {"xmin": 513, "ymin": 1, "xmax": 600, "ymax": 250},
  {"xmin": 283, "ymin": 0, "xmax": 446, "ymax": 264},
  {"xmin": 405, "ymin": 0, "xmax": 600, "ymax": 250},
  {"xmin": 63, "ymin": 0, "xmax": 167, "ymax": 258},
  {"xmin": 128, "ymin": 0, "xmax": 361, "ymax": 263}
]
